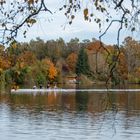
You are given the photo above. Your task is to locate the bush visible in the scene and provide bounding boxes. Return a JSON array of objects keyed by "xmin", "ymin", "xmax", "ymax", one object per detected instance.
[
  {"xmin": 36, "ymin": 72, "xmax": 46, "ymax": 85},
  {"xmin": 5, "ymin": 70, "xmax": 12, "ymax": 85}
]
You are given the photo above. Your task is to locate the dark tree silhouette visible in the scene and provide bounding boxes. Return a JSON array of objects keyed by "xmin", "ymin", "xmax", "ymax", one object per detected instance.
[{"xmin": 76, "ymin": 47, "xmax": 90, "ymax": 76}]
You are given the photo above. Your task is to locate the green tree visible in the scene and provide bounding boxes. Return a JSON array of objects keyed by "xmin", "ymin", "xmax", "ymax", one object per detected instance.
[
  {"xmin": 10, "ymin": 67, "xmax": 28, "ymax": 85},
  {"xmin": 0, "ymin": 71, "xmax": 5, "ymax": 92},
  {"xmin": 76, "ymin": 48, "xmax": 90, "ymax": 76},
  {"xmin": 36, "ymin": 72, "xmax": 46, "ymax": 85}
]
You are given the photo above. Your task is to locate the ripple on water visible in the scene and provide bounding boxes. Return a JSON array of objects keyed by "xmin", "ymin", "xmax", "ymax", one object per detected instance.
[{"xmin": 1, "ymin": 92, "xmax": 140, "ymax": 140}]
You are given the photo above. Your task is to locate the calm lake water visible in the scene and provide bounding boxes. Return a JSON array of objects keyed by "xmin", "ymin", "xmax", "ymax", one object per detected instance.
[{"xmin": 1, "ymin": 87, "xmax": 140, "ymax": 140}]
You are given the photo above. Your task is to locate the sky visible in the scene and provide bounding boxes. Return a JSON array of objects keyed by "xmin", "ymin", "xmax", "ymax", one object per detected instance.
[{"xmin": 16, "ymin": 0, "xmax": 140, "ymax": 45}]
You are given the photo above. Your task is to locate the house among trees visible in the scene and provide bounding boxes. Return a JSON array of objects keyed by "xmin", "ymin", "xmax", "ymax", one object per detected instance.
[{"xmin": 65, "ymin": 74, "xmax": 77, "ymax": 84}]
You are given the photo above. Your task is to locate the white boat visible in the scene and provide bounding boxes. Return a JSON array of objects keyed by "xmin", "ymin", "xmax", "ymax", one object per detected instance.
[
  {"xmin": 11, "ymin": 88, "xmax": 140, "ymax": 93},
  {"xmin": 11, "ymin": 88, "xmax": 67, "ymax": 93}
]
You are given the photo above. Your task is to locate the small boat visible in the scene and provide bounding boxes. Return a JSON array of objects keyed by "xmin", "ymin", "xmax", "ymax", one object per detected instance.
[
  {"xmin": 11, "ymin": 88, "xmax": 140, "ymax": 93},
  {"xmin": 11, "ymin": 88, "xmax": 66, "ymax": 93}
]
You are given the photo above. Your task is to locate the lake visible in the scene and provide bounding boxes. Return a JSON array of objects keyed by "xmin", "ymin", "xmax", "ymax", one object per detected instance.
[{"xmin": 0, "ymin": 88, "xmax": 140, "ymax": 140}]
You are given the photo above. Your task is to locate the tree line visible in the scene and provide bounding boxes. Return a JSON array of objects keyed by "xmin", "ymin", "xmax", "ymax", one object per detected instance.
[{"xmin": 0, "ymin": 36, "xmax": 140, "ymax": 90}]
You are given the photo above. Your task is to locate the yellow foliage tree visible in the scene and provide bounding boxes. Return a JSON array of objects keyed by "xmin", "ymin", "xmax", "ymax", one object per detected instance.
[
  {"xmin": 41, "ymin": 58, "xmax": 57, "ymax": 80},
  {"xmin": 66, "ymin": 52, "xmax": 78, "ymax": 72},
  {"xmin": 17, "ymin": 51, "xmax": 37, "ymax": 68},
  {"xmin": 117, "ymin": 52, "xmax": 128, "ymax": 80},
  {"xmin": 48, "ymin": 63, "xmax": 57, "ymax": 80},
  {"xmin": 0, "ymin": 56, "xmax": 11, "ymax": 70}
]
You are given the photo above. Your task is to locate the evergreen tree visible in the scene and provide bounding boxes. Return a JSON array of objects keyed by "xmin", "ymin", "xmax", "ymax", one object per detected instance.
[
  {"xmin": 0, "ymin": 71, "xmax": 5, "ymax": 92},
  {"xmin": 76, "ymin": 48, "xmax": 90, "ymax": 76}
]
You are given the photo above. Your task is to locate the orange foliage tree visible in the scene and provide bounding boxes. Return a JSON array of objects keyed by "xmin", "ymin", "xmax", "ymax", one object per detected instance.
[
  {"xmin": 41, "ymin": 58, "xmax": 57, "ymax": 81},
  {"xmin": 0, "ymin": 45, "xmax": 11, "ymax": 71},
  {"xmin": 66, "ymin": 52, "xmax": 78, "ymax": 72},
  {"xmin": 0, "ymin": 57, "xmax": 11, "ymax": 71},
  {"xmin": 17, "ymin": 51, "xmax": 37, "ymax": 68},
  {"xmin": 117, "ymin": 52, "xmax": 128, "ymax": 81},
  {"xmin": 87, "ymin": 41, "xmax": 104, "ymax": 52}
]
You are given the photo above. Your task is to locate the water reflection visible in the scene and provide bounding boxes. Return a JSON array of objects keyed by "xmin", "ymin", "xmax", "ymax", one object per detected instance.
[
  {"xmin": 0, "ymin": 91, "xmax": 140, "ymax": 139},
  {"xmin": 1, "ymin": 91, "xmax": 140, "ymax": 115}
]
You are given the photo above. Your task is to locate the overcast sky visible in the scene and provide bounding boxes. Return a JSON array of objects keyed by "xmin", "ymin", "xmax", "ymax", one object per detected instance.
[{"xmin": 16, "ymin": 0, "xmax": 140, "ymax": 45}]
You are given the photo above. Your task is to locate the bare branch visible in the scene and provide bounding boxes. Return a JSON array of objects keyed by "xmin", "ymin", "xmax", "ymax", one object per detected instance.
[
  {"xmin": 114, "ymin": 0, "xmax": 124, "ymax": 9},
  {"xmin": 0, "ymin": 0, "xmax": 52, "ymax": 44}
]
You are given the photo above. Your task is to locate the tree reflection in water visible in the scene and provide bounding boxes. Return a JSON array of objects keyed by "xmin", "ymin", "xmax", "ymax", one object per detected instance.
[{"xmin": 0, "ymin": 90, "xmax": 140, "ymax": 138}]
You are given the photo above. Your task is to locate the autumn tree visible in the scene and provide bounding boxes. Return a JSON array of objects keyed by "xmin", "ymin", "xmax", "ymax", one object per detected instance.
[
  {"xmin": 122, "ymin": 37, "xmax": 140, "ymax": 83},
  {"xmin": 123, "ymin": 37, "xmax": 140, "ymax": 73},
  {"xmin": 66, "ymin": 52, "xmax": 78, "ymax": 72},
  {"xmin": 87, "ymin": 41, "xmax": 105, "ymax": 74},
  {"xmin": 17, "ymin": 51, "xmax": 37, "ymax": 68},
  {"xmin": 0, "ymin": 57, "xmax": 11, "ymax": 71},
  {"xmin": 41, "ymin": 58, "xmax": 57, "ymax": 81},
  {"xmin": 0, "ymin": 45, "xmax": 11, "ymax": 71},
  {"xmin": 48, "ymin": 63, "xmax": 58, "ymax": 81},
  {"xmin": 67, "ymin": 38, "xmax": 80, "ymax": 54},
  {"xmin": 46, "ymin": 39, "xmax": 63, "ymax": 63},
  {"xmin": 6, "ymin": 42, "xmax": 22, "ymax": 66},
  {"xmin": 117, "ymin": 52, "xmax": 128, "ymax": 82},
  {"xmin": 29, "ymin": 38, "xmax": 47, "ymax": 60}
]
